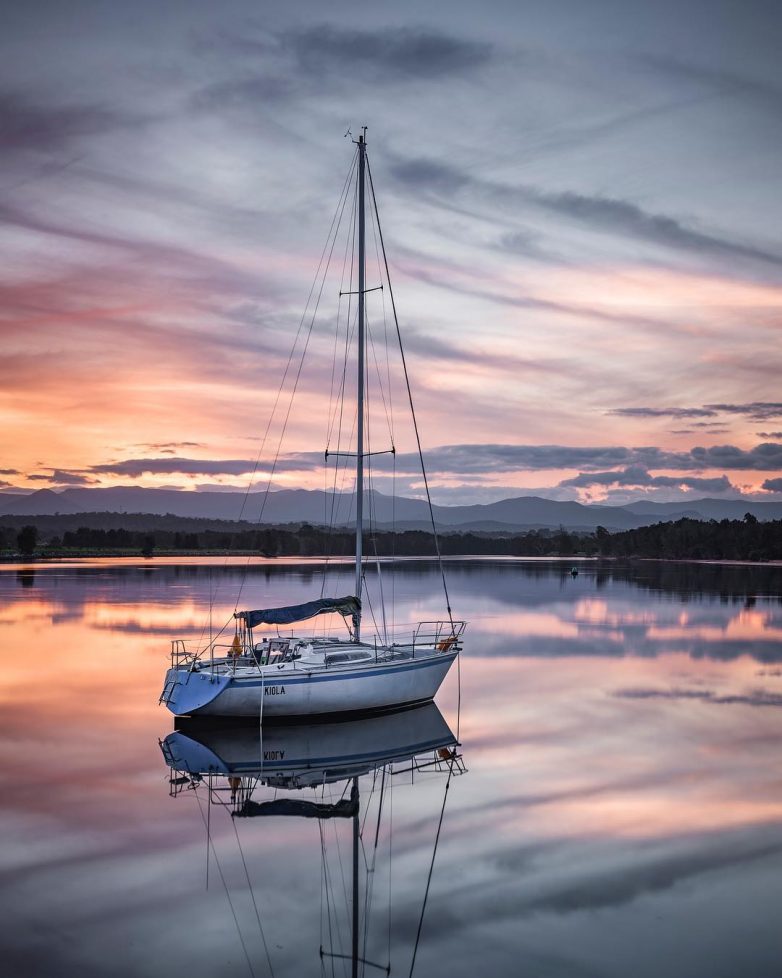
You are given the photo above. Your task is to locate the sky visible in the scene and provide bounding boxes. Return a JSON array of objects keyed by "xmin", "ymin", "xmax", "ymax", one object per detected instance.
[{"xmin": 2, "ymin": 0, "xmax": 782, "ymax": 507}]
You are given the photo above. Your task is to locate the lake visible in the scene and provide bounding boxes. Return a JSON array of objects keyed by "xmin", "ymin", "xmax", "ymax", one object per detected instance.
[{"xmin": 1, "ymin": 557, "xmax": 781, "ymax": 977}]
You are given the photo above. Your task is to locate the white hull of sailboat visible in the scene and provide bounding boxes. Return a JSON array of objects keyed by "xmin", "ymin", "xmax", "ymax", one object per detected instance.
[
  {"xmin": 162, "ymin": 701, "xmax": 456, "ymax": 780},
  {"xmin": 162, "ymin": 650, "xmax": 457, "ymax": 719}
]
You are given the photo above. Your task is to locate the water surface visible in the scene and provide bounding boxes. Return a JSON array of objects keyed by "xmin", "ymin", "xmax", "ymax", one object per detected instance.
[{"xmin": 1, "ymin": 558, "xmax": 781, "ymax": 977}]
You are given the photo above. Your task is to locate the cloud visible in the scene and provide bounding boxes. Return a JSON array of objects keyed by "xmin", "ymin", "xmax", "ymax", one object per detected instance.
[
  {"xmin": 389, "ymin": 441, "xmax": 782, "ymax": 475},
  {"xmin": 0, "ymin": 468, "xmax": 19, "ymax": 475},
  {"xmin": 194, "ymin": 25, "xmax": 493, "ymax": 110},
  {"xmin": 390, "ymin": 157, "xmax": 471, "ymax": 195},
  {"xmin": 398, "ymin": 825, "xmax": 782, "ymax": 939},
  {"xmin": 519, "ymin": 834, "xmax": 782, "ymax": 915},
  {"xmin": 615, "ymin": 687, "xmax": 782, "ymax": 708},
  {"xmin": 531, "ymin": 189, "xmax": 782, "ymax": 267},
  {"xmin": 15, "ymin": 437, "xmax": 782, "ymax": 495},
  {"xmin": 496, "ymin": 229, "xmax": 560, "ymax": 263},
  {"xmin": 0, "ymin": 90, "xmax": 137, "ymax": 155},
  {"xmin": 559, "ymin": 468, "xmax": 736, "ymax": 493},
  {"xmin": 762, "ymin": 478, "xmax": 782, "ymax": 491},
  {"xmin": 759, "ymin": 432, "xmax": 782, "ymax": 439},
  {"xmin": 641, "ymin": 54, "xmax": 782, "ymax": 115},
  {"xmin": 0, "ymin": 201, "xmax": 281, "ymax": 306},
  {"xmin": 282, "ymin": 25, "xmax": 494, "ymax": 82},
  {"xmin": 389, "ymin": 156, "xmax": 782, "ymax": 269},
  {"xmin": 706, "ymin": 402, "xmax": 782, "ymax": 420},
  {"xmin": 87, "ymin": 457, "xmax": 262, "ymax": 478},
  {"xmin": 194, "ymin": 482, "xmax": 267, "ymax": 493},
  {"xmin": 401, "ymin": 328, "xmax": 572, "ymax": 379},
  {"xmin": 27, "ymin": 470, "xmax": 100, "ymax": 486},
  {"xmin": 670, "ymin": 424, "xmax": 730, "ymax": 435},
  {"xmin": 609, "ymin": 404, "xmax": 782, "ymax": 423},
  {"xmin": 192, "ymin": 74, "xmax": 297, "ymax": 111},
  {"xmin": 85, "ymin": 455, "xmax": 323, "ymax": 478},
  {"xmin": 689, "ymin": 442, "xmax": 782, "ymax": 470},
  {"xmin": 138, "ymin": 442, "xmax": 204, "ymax": 452},
  {"xmin": 609, "ymin": 407, "xmax": 717, "ymax": 419},
  {"xmin": 401, "ymin": 260, "xmax": 672, "ymax": 333}
]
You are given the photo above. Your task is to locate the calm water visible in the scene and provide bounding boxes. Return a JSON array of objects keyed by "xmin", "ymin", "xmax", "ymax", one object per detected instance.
[{"xmin": 1, "ymin": 557, "xmax": 781, "ymax": 978}]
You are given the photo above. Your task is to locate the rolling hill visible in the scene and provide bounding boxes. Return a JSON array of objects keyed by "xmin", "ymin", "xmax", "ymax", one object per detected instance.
[{"xmin": 2, "ymin": 486, "xmax": 781, "ymax": 531}]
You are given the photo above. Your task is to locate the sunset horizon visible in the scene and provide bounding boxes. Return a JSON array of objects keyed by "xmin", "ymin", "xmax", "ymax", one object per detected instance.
[{"xmin": 3, "ymin": 2, "xmax": 781, "ymax": 509}]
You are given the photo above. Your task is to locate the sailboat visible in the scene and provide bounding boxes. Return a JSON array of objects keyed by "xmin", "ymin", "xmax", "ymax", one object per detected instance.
[
  {"xmin": 159, "ymin": 129, "xmax": 465, "ymax": 719},
  {"xmin": 160, "ymin": 704, "xmax": 466, "ymax": 976},
  {"xmin": 161, "ymin": 701, "xmax": 460, "ymax": 787}
]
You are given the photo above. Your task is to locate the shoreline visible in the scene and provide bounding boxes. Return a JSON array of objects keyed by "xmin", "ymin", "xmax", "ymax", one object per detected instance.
[{"xmin": 1, "ymin": 553, "xmax": 780, "ymax": 571}]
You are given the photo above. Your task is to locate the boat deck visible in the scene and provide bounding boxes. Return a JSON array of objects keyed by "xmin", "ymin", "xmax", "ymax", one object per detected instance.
[{"xmin": 189, "ymin": 637, "xmax": 427, "ymax": 679}]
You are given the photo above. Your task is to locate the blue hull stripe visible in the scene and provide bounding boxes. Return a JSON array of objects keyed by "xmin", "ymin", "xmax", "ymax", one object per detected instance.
[
  {"xmin": 179, "ymin": 652, "xmax": 456, "ymax": 689},
  {"xmin": 219, "ymin": 735, "xmax": 456, "ymax": 771}
]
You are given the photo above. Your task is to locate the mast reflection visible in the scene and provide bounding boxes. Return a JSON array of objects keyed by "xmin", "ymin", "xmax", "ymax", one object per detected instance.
[{"xmin": 160, "ymin": 703, "xmax": 466, "ymax": 976}]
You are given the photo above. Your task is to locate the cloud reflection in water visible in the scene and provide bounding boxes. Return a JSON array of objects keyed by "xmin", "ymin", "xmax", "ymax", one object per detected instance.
[{"xmin": 0, "ymin": 558, "xmax": 781, "ymax": 977}]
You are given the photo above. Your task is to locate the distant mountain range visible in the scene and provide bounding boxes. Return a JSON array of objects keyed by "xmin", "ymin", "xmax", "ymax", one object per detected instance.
[{"xmin": 2, "ymin": 486, "xmax": 781, "ymax": 531}]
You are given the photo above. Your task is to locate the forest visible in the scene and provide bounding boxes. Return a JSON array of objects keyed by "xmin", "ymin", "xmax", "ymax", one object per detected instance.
[{"xmin": 1, "ymin": 514, "xmax": 780, "ymax": 561}]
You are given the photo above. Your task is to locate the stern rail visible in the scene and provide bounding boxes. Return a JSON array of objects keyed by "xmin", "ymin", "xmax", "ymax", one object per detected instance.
[
  {"xmin": 170, "ymin": 639, "xmax": 199, "ymax": 669},
  {"xmin": 411, "ymin": 620, "xmax": 466, "ymax": 656}
]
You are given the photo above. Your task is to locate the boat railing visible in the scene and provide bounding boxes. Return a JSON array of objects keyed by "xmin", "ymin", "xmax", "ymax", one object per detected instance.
[
  {"xmin": 170, "ymin": 639, "xmax": 257, "ymax": 672},
  {"xmin": 411, "ymin": 620, "xmax": 466, "ymax": 657},
  {"xmin": 391, "ymin": 746, "xmax": 468, "ymax": 777},
  {"xmin": 170, "ymin": 639, "xmax": 199, "ymax": 669}
]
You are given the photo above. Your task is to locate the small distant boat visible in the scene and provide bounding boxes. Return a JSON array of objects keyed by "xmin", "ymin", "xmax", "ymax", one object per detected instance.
[{"xmin": 160, "ymin": 129, "xmax": 465, "ymax": 719}]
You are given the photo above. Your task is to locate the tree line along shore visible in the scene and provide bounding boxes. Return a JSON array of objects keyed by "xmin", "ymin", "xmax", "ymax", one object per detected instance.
[{"xmin": 2, "ymin": 513, "xmax": 781, "ymax": 562}]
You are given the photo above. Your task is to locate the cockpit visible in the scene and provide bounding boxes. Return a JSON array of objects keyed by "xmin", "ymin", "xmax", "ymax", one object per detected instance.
[{"xmin": 252, "ymin": 638, "xmax": 299, "ymax": 665}]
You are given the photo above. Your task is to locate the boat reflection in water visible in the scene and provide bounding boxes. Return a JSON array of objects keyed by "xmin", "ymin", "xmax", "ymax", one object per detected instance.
[{"xmin": 160, "ymin": 702, "xmax": 466, "ymax": 976}]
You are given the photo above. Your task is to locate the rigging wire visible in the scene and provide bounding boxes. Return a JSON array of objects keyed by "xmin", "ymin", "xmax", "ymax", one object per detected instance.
[
  {"xmin": 319, "ymin": 819, "xmax": 341, "ymax": 978},
  {"xmin": 193, "ymin": 788, "xmax": 258, "ymax": 978},
  {"xmin": 231, "ymin": 817, "xmax": 277, "ymax": 977},
  {"xmin": 368, "ymin": 172, "xmax": 397, "ymax": 640},
  {"xmin": 332, "ymin": 808, "xmax": 353, "ymax": 930},
  {"xmin": 322, "ymin": 174, "xmax": 359, "ymax": 600},
  {"xmin": 391, "ymin": 449, "xmax": 396, "ymax": 640},
  {"xmin": 362, "ymin": 201, "xmax": 396, "ymax": 645},
  {"xmin": 456, "ymin": 645, "xmax": 462, "ymax": 741},
  {"xmin": 387, "ymin": 763, "xmax": 393, "ymax": 971},
  {"xmin": 365, "ymin": 304, "xmax": 395, "ymax": 447},
  {"xmin": 365, "ymin": 154, "xmax": 454, "ymax": 628},
  {"xmin": 363, "ymin": 307, "xmax": 380, "ymax": 645},
  {"xmin": 407, "ymin": 763, "xmax": 454, "ymax": 978},
  {"xmin": 206, "ymin": 772, "xmax": 212, "ymax": 889},
  {"xmin": 326, "ymin": 172, "xmax": 359, "ymax": 452},
  {"xmin": 323, "ymin": 186, "xmax": 355, "ymax": 568},
  {"xmin": 227, "ymin": 149, "xmax": 357, "ymax": 630},
  {"xmin": 322, "ymin": 176, "xmax": 359, "ymax": 599},
  {"xmin": 360, "ymin": 765, "xmax": 390, "ymax": 976},
  {"xmin": 359, "ymin": 766, "xmax": 379, "ymax": 842},
  {"xmin": 194, "ymin": 149, "xmax": 359, "ymax": 653},
  {"xmin": 367, "ymin": 180, "xmax": 395, "ymax": 447},
  {"xmin": 320, "ymin": 168, "xmax": 358, "ymax": 604}
]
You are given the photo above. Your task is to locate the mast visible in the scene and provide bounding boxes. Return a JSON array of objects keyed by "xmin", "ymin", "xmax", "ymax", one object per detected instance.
[{"xmin": 354, "ymin": 127, "xmax": 367, "ymax": 641}]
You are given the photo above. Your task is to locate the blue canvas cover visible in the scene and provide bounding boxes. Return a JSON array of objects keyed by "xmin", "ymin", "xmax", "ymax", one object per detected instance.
[{"xmin": 235, "ymin": 595, "xmax": 360, "ymax": 629}]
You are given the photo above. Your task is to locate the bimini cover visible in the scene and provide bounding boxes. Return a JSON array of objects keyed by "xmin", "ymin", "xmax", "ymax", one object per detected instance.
[{"xmin": 235, "ymin": 595, "xmax": 360, "ymax": 629}]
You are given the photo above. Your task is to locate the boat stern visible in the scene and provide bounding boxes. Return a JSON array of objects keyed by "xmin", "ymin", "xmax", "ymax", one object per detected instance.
[{"xmin": 159, "ymin": 667, "xmax": 232, "ymax": 716}]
